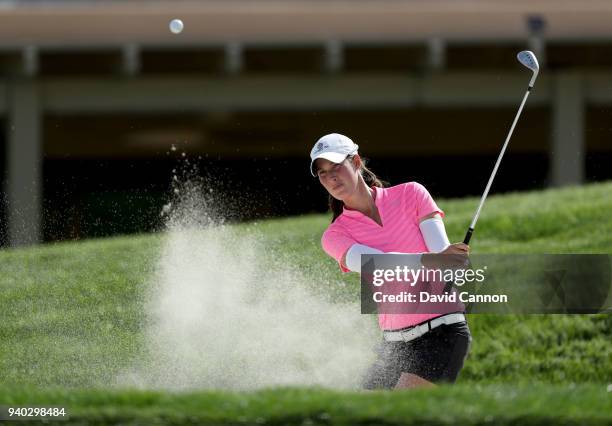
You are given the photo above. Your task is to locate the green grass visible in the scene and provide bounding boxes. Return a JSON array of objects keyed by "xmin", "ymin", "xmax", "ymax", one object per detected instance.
[
  {"xmin": 1, "ymin": 181, "xmax": 611, "ymax": 424},
  {"xmin": 1, "ymin": 384, "xmax": 610, "ymax": 425}
]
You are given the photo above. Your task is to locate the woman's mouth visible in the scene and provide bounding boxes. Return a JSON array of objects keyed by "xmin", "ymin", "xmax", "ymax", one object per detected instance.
[{"xmin": 332, "ymin": 183, "xmax": 343, "ymax": 191}]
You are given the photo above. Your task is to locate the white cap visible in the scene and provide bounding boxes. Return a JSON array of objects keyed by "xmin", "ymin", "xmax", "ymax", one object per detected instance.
[{"xmin": 309, "ymin": 133, "xmax": 359, "ymax": 177}]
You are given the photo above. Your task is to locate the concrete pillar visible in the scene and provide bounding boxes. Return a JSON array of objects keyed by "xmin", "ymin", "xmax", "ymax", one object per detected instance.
[
  {"xmin": 427, "ymin": 37, "xmax": 445, "ymax": 71},
  {"xmin": 6, "ymin": 79, "xmax": 42, "ymax": 247},
  {"xmin": 122, "ymin": 43, "xmax": 141, "ymax": 76},
  {"xmin": 324, "ymin": 39, "xmax": 343, "ymax": 73},
  {"xmin": 528, "ymin": 35, "xmax": 546, "ymax": 68},
  {"xmin": 550, "ymin": 72, "xmax": 584, "ymax": 187},
  {"xmin": 22, "ymin": 45, "xmax": 39, "ymax": 77},
  {"xmin": 225, "ymin": 41, "xmax": 243, "ymax": 74}
]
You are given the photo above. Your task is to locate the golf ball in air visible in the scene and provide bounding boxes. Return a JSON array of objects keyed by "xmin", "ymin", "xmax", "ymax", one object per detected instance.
[{"xmin": 169, "ymin": 19, "xmax": 184, "ymax": 34}]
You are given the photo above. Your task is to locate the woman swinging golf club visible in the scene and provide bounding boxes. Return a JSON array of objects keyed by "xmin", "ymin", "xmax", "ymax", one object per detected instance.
[
  {"xmin": 310, "ymin": 51, "xmax": 540, "ymax": 389},
  {"xmin": 310, "ymin": 133, "xmax": 471, "ymax": 389}
]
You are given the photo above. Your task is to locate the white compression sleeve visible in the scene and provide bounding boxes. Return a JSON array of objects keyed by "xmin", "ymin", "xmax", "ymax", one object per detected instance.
[
  {"xmin": 345, "ymin": 244, "xmax": 384, "ymax": 273},
  {"xmin": 419, "ymin": 217, "xmax": 451, "ymax": 253},
  {"xmin": 345, "ymin": 243, "xmax": 423, "ymax": 273}
]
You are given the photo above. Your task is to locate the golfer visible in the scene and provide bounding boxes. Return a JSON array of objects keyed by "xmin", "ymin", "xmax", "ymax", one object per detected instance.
[{"xmin": 310, "ymin": 133, "xmax": 472, "ymax": 389}]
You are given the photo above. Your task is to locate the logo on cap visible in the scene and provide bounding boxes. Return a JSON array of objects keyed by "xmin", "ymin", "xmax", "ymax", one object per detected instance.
[{"xmin": 314, "ymin": 142, "xmax": 329, "ymax": 153}]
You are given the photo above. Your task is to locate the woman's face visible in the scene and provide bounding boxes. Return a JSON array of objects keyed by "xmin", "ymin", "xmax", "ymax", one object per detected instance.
[{"xmin": 315, "ymin": 156, "xmax": 360, "ymax": 200}]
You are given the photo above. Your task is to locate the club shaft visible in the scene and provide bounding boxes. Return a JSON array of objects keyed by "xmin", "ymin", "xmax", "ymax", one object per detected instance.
[{"xmin": 468, "ymin": 87, "xmax": 532, "ymax": 234}]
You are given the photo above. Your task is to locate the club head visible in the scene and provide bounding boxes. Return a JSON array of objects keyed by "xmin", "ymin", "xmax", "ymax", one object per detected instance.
[{"xmin": 517, "ymin": 50, "xmax": 540, "ymax": 88}]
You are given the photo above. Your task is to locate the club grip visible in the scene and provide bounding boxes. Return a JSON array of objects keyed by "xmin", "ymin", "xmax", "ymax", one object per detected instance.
[
  {"xmin": 443, "ymin": 228, "xmax": 474, "ymax": 294},
  {"xmin": 463, "ymin": 227, "xmax": 474, "ymax": 245}
]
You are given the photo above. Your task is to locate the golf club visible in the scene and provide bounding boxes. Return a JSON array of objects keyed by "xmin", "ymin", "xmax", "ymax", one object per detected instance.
[
  {"xmin": 444, "ymin": 50, "xmax": 540, "ymax": 294},
  {"xmin": 463, "ymin": 50, "xmax": 540, "ymax": 245}
]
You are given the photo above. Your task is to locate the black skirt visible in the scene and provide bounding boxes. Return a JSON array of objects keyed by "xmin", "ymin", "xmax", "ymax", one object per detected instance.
[{"xmin": 362, "ymin": 321, "xmax": 472, "ymax": 389}]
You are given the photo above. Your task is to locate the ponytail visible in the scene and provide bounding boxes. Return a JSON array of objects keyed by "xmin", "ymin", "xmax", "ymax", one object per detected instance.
[{"xmin": 329, "ymin": 155, "xmax": 387, "ymax": 223}]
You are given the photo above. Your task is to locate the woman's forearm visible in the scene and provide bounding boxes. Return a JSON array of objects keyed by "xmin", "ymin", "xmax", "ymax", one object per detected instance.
[{"xmin": 419, "ymin": 217, "xmax": 451, "ymax": 253}]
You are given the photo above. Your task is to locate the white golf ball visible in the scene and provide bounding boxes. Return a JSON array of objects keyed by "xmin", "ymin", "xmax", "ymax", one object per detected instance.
[{"xmin": 169, "ymin": 19, "xmax": 184, "ymax": 34}]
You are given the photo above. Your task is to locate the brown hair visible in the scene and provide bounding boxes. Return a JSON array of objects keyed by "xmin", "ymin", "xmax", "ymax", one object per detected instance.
[{"xmin": 328, "ymin": 155, "xmax": 387, "ymax": 223}]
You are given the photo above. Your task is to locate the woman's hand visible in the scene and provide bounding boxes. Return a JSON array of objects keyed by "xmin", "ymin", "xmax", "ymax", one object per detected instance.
[
  {"xmin": 421, "ymin": 243, "xmax": 470, "ymax": 270},
  {"xmin": 441, "ymin": 242, "xmax": 470, "ymax": 255}
]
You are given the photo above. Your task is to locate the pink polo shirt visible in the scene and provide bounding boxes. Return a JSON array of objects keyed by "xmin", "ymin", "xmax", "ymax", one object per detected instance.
[{"xmin": 321, "ymin": 181, "xmax": 454, "ymax": 331}]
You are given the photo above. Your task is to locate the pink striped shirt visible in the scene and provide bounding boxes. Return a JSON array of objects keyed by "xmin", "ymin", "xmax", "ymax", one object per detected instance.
[{"xmin": 321, "ymin": 181, "xmax": 453, "ymax": 330}]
